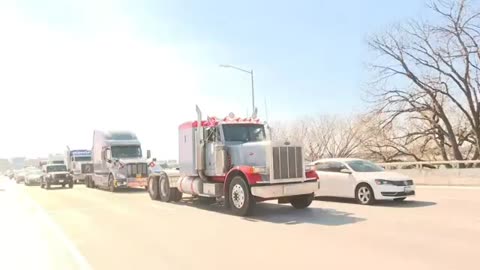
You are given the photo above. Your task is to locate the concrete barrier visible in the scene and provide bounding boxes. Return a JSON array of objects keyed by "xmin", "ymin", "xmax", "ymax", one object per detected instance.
[
  {"xmin": 378, "ymin": 160, "xmax": 480, "ymax": 186},
  {"xmin": 388, "ymin": 168, "xmax": 480, "ymax": 186}
]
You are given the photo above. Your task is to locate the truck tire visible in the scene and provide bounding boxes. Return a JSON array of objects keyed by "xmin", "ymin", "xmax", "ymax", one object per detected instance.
[
  {"xmin": 158, "ymin": 173, "xmax": 172, "ymax": 202},
  {"xmin": 108, "ymin": 174, "xmax": 116, "ymax": 192},
  {"xmin": 148, "ymin": 176, "xmax": 160, "ymax": 200},
  {"xmin": 290, "ymin": 193, "xmax": 314, "ymax": 209},
  {"xmin": 68, "ymin": 181, "xmax": 74, "ymax": 189},
  {"xmin": 228, "ymin": 175, "xmax": 255, "ymax": 216},
  {"xmin": 46, "ymin": 181, "xmax": 51, "ymax": 190}
]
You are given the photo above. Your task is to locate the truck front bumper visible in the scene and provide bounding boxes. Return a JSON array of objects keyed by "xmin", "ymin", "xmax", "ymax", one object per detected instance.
[
  {"xmin": 251, "ymin": 180, "xmax": 320, "ymax": 199},
  {"xmin": 115, "ymin": 177, "xmax": 148, "ymax": 188}
]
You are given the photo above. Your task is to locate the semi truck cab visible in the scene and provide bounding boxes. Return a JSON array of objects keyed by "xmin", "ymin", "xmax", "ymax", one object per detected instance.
[
  {"xmin": 148, "ymin": 106, "xmax": 319, "ymax": 216},
  {"xmin": 86, "ymin": 130, "xmax": 150, "ymax": 192}
]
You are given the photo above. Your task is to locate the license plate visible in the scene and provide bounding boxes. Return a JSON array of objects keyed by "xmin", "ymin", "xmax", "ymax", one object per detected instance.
[
  {"xmin": 404, "ymin": 186, "xmax": 413, "ymax": 192},
  {"xmin": 59, "ymin": 179, "xmax": 64, "ymax": 183}
]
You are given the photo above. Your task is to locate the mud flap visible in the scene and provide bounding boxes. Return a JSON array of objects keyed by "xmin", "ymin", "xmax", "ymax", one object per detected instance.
[{"xmin": 278, "ymin": 197, "xmax": 291, "ymax": 204}]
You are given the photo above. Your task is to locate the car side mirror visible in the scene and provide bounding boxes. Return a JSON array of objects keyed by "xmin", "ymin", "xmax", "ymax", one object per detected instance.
[
  {"xmin": 340, "ymin": 168, "xmax": 352, "ymax": 174},
  {"xmin": 147, "ymin": 150, "xmax": 151, "ymax": 159}
]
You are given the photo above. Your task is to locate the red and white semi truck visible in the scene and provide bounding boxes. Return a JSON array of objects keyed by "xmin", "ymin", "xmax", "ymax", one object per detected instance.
[{"xmin": 147, "ymin": 106, "xmax": 320, "ymax": 216}]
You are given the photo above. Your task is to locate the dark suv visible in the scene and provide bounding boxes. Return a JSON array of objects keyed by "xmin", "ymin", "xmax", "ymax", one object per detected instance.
[{"xmin": 41, "ymin": 164, "xmax": 74, "ymax": 189}]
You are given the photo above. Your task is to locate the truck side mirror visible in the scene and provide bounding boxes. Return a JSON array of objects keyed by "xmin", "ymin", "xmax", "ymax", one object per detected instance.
[
  {"xmin": 107, "ymin": 159, "xmax": 112, "ymax": 164},
  {"xmin": 152, "ymin": 158, "xmax": 157, "ymax": 162},
  {"xmin": 147, "ymin": 150, "xmax": 151, "ymax": 159}
]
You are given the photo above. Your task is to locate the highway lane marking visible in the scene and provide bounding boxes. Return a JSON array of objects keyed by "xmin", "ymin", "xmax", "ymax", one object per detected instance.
[{"xmin": 13, "ymin": 188, "xmax": 93, "ymax": 270}]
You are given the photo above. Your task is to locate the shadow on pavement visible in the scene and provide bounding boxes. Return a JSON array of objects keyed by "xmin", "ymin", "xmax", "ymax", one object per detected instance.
[
  {"xmin": 316, "ymin": 197, "xmax": 436, "ymax": 208},
  {"xmin": 174, "ymin": 197, "xmax": 366, "ymax": 226},
  {"xmin": 114, "ymin": 188, "xmax": 147, "ymax": 194}
]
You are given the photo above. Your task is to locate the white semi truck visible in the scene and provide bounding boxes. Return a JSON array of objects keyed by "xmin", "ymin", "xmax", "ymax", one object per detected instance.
[
  {"xmin": 86, "ymin": 130, "xmax": 151, "ymax": 191},
  {"xmin": 65, "ymin": 148, "xmax": 93, "ymax": 183},
  {"xmin": 147, "ymin": 106, "xmax": 320, "ymax": 216},
  {"xmin": 48, "ymin": 153, "xmax": 65, "ymax": 165}
]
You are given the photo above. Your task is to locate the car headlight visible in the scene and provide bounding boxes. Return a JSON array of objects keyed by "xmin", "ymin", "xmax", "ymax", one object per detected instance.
[{"xmin": 375, "ymin": 179, "xmax": 394, "ymax": 185}]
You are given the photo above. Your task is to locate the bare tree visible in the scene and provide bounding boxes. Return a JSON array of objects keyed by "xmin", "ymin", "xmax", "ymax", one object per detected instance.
[{"xmin": 367, "ymin": 0, "xmax": 480, "ymax": 161}]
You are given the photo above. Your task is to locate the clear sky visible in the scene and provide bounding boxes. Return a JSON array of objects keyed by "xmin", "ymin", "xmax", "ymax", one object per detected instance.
[{"xmin": 0, "ymin": 0, "xmax": 431, "ymax": 160}]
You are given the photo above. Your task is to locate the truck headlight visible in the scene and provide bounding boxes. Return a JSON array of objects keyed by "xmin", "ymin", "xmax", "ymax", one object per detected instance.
[
  {"xmin": 375, "ymin": 179, "xmax": 394, "ymax": 185},
  {"xmin": 115, "ymin": 173, "xmax": 127, "ymax": 179},
  {"xmin": 250, "ymin": 166, "xmax": 267, "ymax": 174}
]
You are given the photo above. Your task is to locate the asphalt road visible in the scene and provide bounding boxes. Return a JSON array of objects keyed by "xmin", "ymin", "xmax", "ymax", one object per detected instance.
[{"xmin": 1, "ymin": 177, "xmax": 480, "ymax": 270}]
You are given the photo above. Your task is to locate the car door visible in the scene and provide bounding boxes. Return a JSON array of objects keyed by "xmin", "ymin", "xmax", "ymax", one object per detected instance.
[{"xmin": 319, "ymin": 161, "xmax": 355, "ymax": 198}]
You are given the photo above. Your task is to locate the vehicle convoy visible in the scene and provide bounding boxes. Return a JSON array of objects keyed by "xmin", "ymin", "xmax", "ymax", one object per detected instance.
[
  {"xmin": 86, "ymin": 130, "xmax": 150, "ymax": 191},
  {"xmin": 40, "ymin": 164, "xmax": 73, "ymax": 189},
  {"xmin": 65, "ymin": 148, "xmax": 93, "ymax": 183},
  {"xmin": 311, "ymin": 158, "xmax": 416, "ymax": 204},
  {"xmin": 147, "ymin": 106, "xmax": 320, "ymax": 216}
]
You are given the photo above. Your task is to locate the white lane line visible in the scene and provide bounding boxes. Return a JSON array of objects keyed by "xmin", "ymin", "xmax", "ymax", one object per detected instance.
[{"xmin": 17, "ymin": 190, "xmax": 93, "ymax": 270}]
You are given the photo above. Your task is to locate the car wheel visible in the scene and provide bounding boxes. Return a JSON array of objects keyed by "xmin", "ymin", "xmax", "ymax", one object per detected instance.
[
  {"xmin": 394, "ymin": 197, "xmax": 406, "ymax": 202},
  {"xmin": 355, "ymin": 184, "xmax": 375, "ymax": 205},
  {"xmin": 228, "ymin": 175, "xmax": 255, "ymax": 216},
  {"xmin": 290, "ymin": 193, "xmax": 314, "ymax": 209}
]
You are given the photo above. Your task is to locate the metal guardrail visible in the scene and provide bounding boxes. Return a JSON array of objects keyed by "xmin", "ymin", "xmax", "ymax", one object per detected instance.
[{"xmin": 377, "ymin": 160, "xmax": 480, "ymax": 169}]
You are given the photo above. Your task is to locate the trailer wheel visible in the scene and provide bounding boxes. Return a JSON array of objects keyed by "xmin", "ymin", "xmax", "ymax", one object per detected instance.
[
  {"xmin": 158, "ymin": 173, "xmax": 172, "ymax": 202},
  {"xmin": 290, "ymin": 193, "xmax": 314, "ymax": 209},
  {"xmin": 148, "ymin": 176, "xmax": 160, "ymax": 200},
  {"xmin": 228, "ymin": 175, "xmax": 255, "ymax": 216}
]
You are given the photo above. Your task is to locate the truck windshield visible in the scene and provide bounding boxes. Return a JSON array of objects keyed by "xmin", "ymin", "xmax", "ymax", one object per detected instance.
[
  {"xmin": 111, "ymin": 145, "xmax": 142, "ymax": 158},
  {"xmin": 74, "ymin": 156, "xmax": 91, "ymax": 162},
  {"xmin": 47, "ymin": 165, "xmax": 67, "ymax": 172},
  {"xmin": 222, "ymin": 124, "xmax": 266, "ymax": 143}
]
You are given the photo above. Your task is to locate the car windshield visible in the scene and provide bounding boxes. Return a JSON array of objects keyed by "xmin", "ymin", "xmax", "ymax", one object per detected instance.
[
  {"xmin": 47, "ymin": 165, "xmax": 67, "ymax": 172},
  {"xmin": 111, "ymin": 145, "xmax": 142, "ymax": 158},
  {"xmin": 346, "ymin": 160, "xmax": 384, "ymax": 172},
  {"xmin": 222, "ymin": 124, "xmax": 266, "ymax": 143},
  {"xmin": 74, "ymin": 156, "xmax": 91, "ymax": 162},
  {"xmin": 27, "ymin": 169, "xmax": 42, "ymax": 175}
]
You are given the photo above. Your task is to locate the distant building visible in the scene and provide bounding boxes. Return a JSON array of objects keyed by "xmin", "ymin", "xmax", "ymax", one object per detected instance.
[
  {"xmin": 10, "ymin": 157, "xmax": 26, "ymax": 170},
  {"xmin": 0, "ymin": 158, "xmax": 10, "ymax": 172}
]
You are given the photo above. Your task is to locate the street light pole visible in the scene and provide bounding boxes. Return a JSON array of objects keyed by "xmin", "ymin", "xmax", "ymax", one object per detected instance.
[{"xmin": 220, "ymin": 64, "xmax": 255, "ymax": 113}]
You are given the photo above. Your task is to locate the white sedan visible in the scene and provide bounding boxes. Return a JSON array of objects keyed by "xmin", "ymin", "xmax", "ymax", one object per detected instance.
[{"xmin": 311, "ymin": 158, "xmax": 415, "ymax": 205}]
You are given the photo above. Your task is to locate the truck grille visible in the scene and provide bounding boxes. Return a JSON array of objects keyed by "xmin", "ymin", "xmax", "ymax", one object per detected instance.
[
  {"xmin": 81, "ymin": 163, "xmax": 93, "ymax": 174},
  {"xmin": 126, "ymin": 163, "xmax": 148, "ymax": 178},
  {"xmin": 272, "ymin": 146, "xmax": 303, "ymax": 180}
]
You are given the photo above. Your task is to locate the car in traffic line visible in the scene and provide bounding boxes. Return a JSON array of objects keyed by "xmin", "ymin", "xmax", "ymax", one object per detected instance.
[
  {"xmin": 24, "ymin": 168, "xmax": 44, "ymax": 186},
  {"xmin": 40, "ymin": 164, "xmax": 74, "ymax": 189},
  {"xmin": 310, "ymin": 158, "xmax": 415, "ymax": 205}
]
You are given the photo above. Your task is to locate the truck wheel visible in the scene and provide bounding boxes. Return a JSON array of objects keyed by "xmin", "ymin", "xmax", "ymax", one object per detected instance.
[
  {"xmin": 148, "ymin": 176, "xmax": 160, "ymax": 200},
  {"xmin": 46, "ymin": 181, "xmax": 51, "ymax": 190},
  {"xmin": 228, "ymin": 176, "xmax": 255, "ymax": 216},
  {"xmin": 108, "ymin": 174, "xmax": 116, "ymax": 192},
  {"xmin": 62, "ymin": 184, "xmax": 66, "ymax": 188},
  {"xmin": 68, "ymin": 181, "xmax": 74, "ymax": 189},
  {"xmin": 290, "ymin": 193, "xmax": 314, "ymax": 209},
  {"xmin": 158, "ymin": 173, "xmax": 172, "ymax": 202}
]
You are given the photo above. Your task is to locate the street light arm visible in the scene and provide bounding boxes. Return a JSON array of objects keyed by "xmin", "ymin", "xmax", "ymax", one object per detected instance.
[{"xmin": 219, "ymin": 64, "xmax": 252, "ymax": 74}]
